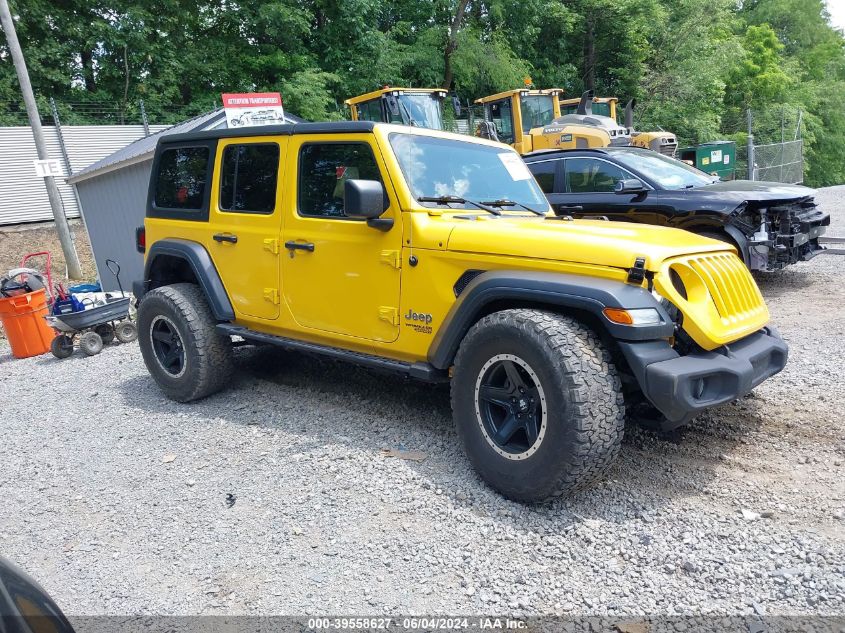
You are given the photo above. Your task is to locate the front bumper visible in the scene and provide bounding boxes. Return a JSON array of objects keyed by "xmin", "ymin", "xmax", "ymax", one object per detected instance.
[
  {"xmin": 618, "ymin": 327, "xmax": 788, "ymax": 427},
  {"xmin": 745, "ymin": 206, "xmax": 830, "ymax": 271}
]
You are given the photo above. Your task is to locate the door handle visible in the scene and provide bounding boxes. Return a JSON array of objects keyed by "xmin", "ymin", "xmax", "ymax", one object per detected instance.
[
  {"xmin": 284, "ymin": 240, "xmax": 315, "ymax": 252},
  {"xmin": 213, "ymin": 233, "xmax": 238, "ymax": 244},
  {"xmin": 556, "ymin": 204, "xmax": 584, "ymax": 211}
]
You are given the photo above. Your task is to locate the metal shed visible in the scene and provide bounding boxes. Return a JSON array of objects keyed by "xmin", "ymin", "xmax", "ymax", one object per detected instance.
[{"xmin": 67, "ymin": 109, "xmax": 303, "ymax": 291}]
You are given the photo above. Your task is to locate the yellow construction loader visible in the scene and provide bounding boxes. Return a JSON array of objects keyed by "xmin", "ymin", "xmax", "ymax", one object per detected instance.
[
  {"xmin": 474, "ymin": 89, "xmax": 631, "ymax": 155},
  {"xmin": 345, "ymin": 87, "xmax": 450, "ymax": 129},
  {"xmin": 559, "ymin": 94, "xmax": 677, "ymax": 156}
]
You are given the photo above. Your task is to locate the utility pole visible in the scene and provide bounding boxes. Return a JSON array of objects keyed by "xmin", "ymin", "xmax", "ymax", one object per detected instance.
[{"xmin": 0, "ymin": 0, "xmax": 82, "ymax": 279}]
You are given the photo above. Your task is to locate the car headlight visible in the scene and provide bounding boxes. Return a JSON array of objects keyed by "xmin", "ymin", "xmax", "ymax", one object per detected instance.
[{"xmin": 603, "ymin": 307, "xmax": 662, "ymax": 325}]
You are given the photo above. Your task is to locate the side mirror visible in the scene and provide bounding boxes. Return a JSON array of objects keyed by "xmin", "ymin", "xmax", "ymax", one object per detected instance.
[
  {"xmin": 614, "ymin": 178, "xmax": 647, "ymax": 194},
  {"xmin": 344, "ymin": 179, "xmax": 393, "ymax": 230}
]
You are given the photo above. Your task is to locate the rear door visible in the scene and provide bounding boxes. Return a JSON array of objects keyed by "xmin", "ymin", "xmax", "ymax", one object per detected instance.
[{"xmin": 205, "ymin": 138, "xmax": 287, "ymax": 320}]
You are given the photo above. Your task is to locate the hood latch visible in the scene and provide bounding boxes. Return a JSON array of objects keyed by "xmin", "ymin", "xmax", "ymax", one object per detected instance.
[{"xmin": 627, "ymin": 256, "xmax": 654, "ymax": 290}]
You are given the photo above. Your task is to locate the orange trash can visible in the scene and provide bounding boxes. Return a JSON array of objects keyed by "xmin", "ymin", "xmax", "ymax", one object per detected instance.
[{"xmin": 0, "ymin": 289, "xmax": 54, "ymax": 359}]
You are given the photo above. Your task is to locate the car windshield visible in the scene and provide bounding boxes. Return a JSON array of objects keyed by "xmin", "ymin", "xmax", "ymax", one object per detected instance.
[
  {"xmin": 613, "ymin": 149, "xmax": 718, "ymax": 189},
  {"xmin": 397, "ymin": 94, "xmax": 444, "ymax": 130},
  {"xmin": 389, "ymin": 133, "xmax": 550, "ymax": 213},
  {"xmin": 520, "ymin": 95, "xmax": 556, "ymax": 132}
]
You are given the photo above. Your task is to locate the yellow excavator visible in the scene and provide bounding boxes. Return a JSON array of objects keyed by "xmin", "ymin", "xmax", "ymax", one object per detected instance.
[
  {"xmin": 345, "ymin": 87, "xmax": 451, "ymax": 129},
  {"xmin": 559, "ymin": 95, "xmax": 678, "ymax": 156},
  {"xmin": 473, "ymin": 89, "xmax": 631, "ymax": 155}
]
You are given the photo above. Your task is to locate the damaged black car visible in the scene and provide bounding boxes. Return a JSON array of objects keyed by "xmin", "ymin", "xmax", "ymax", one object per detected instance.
[{"xmin": 524, "ymin": 147, "xmax": 830, "ymax": 272}]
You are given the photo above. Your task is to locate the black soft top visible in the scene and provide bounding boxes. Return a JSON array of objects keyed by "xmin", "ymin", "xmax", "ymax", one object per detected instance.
[{"xmin": 159, "ymin": 120, "xmax": 377, "ymax": 146}]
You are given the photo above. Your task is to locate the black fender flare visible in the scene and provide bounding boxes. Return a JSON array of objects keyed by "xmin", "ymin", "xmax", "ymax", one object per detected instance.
[
  {"xmin": 140, "ymin": 239, "xmax": 235, "ymax": 321},
  {"xmin": 427, "ymin": 270, "xmax": 674, "ymax": 370}
]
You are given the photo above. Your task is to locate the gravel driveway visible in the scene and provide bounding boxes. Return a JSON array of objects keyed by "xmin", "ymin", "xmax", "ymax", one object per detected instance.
[{"xmin": 1, "ymin": 188, "xmax": 843, "ymax": 620}]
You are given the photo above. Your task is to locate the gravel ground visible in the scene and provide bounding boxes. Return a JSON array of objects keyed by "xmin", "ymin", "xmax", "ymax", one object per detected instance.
[{"xmin": 1, "ymin": 188, "xmax": 844, "ymax": 619}]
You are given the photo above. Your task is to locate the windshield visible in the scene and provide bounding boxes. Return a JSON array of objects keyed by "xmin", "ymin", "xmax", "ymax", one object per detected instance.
[
  {"xmin": 396, "ymin": 94, "xmax": 444, "ymax": 130},
  {"xmin": 519, "ymin": 95, "xmax": 555, "ymax": 132},
  {"xmin": 389, "ymin": 133, "xmax": 550, "ymax": 213},
  {"xmin": 561, "ymin": 102, "xmax": 612, "ymax": 118},
  {"xmin": 613, "ymin": 149, "xmax": 717, "ymax": 189}
]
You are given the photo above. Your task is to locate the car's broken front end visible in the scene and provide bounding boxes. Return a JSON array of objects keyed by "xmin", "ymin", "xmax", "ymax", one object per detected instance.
[{"xmin": 730, "ymin": 196, "xmax": 830, "ymax": 271}]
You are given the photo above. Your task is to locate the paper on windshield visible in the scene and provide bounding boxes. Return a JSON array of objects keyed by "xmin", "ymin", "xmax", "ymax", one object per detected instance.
[{"xmin": 498, "ymin": 152, "xmax": 533, "ymax": 181}]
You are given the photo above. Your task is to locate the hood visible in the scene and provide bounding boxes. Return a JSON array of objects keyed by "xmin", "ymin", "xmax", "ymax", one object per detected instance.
[
  {"xmin": 445, "ymin": 216, "xmax": 730, "ymax": 272},
  {"xmin": 548, "ymin": 114, "xmax": 627, "ymax": 133},
  {"xmin": 687, "ymin": 180, "xmax": 814, "ymax": 204}
]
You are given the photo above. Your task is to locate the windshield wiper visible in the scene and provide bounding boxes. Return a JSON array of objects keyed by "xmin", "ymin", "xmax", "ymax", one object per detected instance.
[
  {"xmin": 481, "ymin": 198, "xmax": 546, "ymax": 216},
  {"xmin": 417, "ymin": 195, "xmax": 502, "ymax": 215}
]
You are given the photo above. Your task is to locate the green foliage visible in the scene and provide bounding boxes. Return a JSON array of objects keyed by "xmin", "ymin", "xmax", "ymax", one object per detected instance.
[{"xmin": 1, "ymin": 0, "xmax": 844, "ymax": 184}]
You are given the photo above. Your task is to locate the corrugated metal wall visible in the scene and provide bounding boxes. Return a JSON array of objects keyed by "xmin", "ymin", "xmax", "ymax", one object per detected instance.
[
  {"xmin": 75, "ymin": 160, "xmax": 152, "ymax": 291},
  {"xmin": 0, "ymin": 125, "xmax": 167, "ymax": 225}
]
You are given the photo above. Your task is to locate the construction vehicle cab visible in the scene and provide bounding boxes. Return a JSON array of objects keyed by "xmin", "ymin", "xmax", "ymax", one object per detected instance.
[
  {"xmin": 345, "ymin": 88, "xmax": 448, "ymax": 130},
  {"xmin": 475, "ymin": 89, "xmax": 630, "ymax": 154},
  {"xmin": 561, "ymin": 94, "xmax": 678, "ymax": 156}
]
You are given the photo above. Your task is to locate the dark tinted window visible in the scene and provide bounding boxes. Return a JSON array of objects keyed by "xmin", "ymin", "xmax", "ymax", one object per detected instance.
[
  {"xmin": 298, "ymin": 143, "xmax": 382, "ymax": 218},
  {"xmin": 565, "ymin": 158, "xmax": 628, "ymax": 193},
  {"xmin": 219, "ymin": 143, "xmax": 280, "ymax": 214},
  {"xmin": 356, "ymin": 100, "xmax": 383, "ymax": 122},
  {"xmin": 529, "ymin": 160, "xmax": 557, "ymax": 193},
  {"xmin": 154, "ymin": 147, "xmax": 209, "ymax": 210}
]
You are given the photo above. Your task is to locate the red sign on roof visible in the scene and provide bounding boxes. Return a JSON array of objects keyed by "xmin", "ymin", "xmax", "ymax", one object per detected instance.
[{"xmin": 221, "ymin": 92, "xmax": 283, "ymax": 109}]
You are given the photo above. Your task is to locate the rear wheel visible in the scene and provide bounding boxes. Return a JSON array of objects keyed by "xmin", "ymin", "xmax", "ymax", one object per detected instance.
[
  {"xmin": 451, "ymin": 309, "xmax": 625, "ymax": 502},
  {"xmin": 114, "ymin": 320, "xmax": 138, "ymax": 343},
  {"xmin": 95, "ymin": 324, "xmax": 115, "ymax": 344},
  {"xmin": 137, "ymin": 283, "xmax": 233, "ymax": 402}
]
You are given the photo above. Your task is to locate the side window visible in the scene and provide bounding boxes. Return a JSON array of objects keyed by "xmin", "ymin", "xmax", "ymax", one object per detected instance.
[
  {"xmin": 219, "ymin": 143, "xmax": 280, "ymax": 214},
  {"xmin": 154, "ymin": 147, "xmax": 210, "ymax": 210},
  {"xmin": 565, "ymin": 158, "xmax": 628, "ymax": 193},
  {"xmin": 489, "ymin": 99, "xmax": 515, "ymax": 145},
  {"xmin": 529, "ymin": 160, "xmax": 557, "ymax": 194},
  {"xmin": 298, "ymin": 143, "xmax": 383, "ymax": 218},
  {"xmin": 356, "ymin": 100, "xmax": 382, "ymax": 122}
]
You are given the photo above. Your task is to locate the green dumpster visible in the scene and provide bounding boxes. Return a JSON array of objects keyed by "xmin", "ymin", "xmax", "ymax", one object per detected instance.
[{"xmin": 678, "ymin": 141, "xmax": 736, "ymax": 180}]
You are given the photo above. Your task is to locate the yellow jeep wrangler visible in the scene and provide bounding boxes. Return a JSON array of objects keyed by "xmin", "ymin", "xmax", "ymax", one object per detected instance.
[{"xmin": 135, "ymin": 122, "xmax": 787, "ymax": 502}]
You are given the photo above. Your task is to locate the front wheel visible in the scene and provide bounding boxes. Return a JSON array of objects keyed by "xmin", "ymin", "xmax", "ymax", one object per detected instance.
[
  {"xmin": 451, "ymin": 309, "xmax": 625, "ymax": 502},
  {"xmin": 137, "ymin": 283, "xmax": 233, "ymax": 402}
]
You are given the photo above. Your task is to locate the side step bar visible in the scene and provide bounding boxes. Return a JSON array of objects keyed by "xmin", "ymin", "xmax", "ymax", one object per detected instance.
[{"xmin": 217, "ymin": 324, "xmax": 447, "ymax": 383}]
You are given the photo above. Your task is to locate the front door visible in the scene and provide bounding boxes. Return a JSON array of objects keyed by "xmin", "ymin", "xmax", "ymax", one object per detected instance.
[
  {"xmin": 206, "ymin": 138, "xmax": 287, "ymax": 320},
  {"xmin": 282, "ymin": 135, "xmax": 402, "ymax": 343},
  {"xmin": 549, "ymin": 157, "xmax": 660, "ymax": 223}
]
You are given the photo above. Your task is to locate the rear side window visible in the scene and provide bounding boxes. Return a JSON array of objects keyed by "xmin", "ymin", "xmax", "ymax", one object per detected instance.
[
  {"xmin": 219, "ymin": 143, "xmax": 280, "ymax": 214},
  {"xmin": 154, "ymin": 147, "xmax": 210, "ymax": 210},
  {"xmin": 298, "ymin": 143, "xmax": 383, "ymax": 218}
]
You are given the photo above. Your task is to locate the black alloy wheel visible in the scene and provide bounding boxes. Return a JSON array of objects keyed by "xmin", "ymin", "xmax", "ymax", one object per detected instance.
[
  {"xmin": 150, "ymin": 315, "xmax": 186, "ymax": 377},
  {"xmin": 474, "ymin": 353, "xmax": 547, "ymax": 460}
]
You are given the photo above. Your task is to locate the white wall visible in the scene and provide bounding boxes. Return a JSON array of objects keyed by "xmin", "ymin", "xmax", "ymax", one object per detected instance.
[{"xmin": 0, "ymin": 125, "xmax": 166, "ymax": 225}]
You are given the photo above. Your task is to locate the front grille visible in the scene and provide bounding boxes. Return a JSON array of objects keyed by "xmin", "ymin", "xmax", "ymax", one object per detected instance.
[
  {"xmin": 685, "ymin": 252, "xmax": 766, "ymax": 324},
  {"xmin": 656, "ymin": 251, "xmax": 770, "ymax": 349},
  {"xmin": 658, "ymin": 143, "xmax": 677, "ymax": 157}
]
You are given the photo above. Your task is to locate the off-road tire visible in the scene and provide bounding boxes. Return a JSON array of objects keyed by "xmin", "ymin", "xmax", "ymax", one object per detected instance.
[
  {"xmin": 451, "ymin": 309, "xmax": 625, "ymax": 502},
  {"xmin": 114, "ymin": 320, "xmax": 138, "ymax": 343},
  {"xmin": 50, "ymin": 334, "xmax": 74, "ymax": 359},
  {"xmin": 95, "ymin": 323, "xmax": 115, "ymax": 344},
  {"xmin": 137, "ymin": 283, "xmax": 233, "ymax": 402},
  {"xmin": 79, "ymin": 331, "xmax": 104, "ymax": 356}
]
